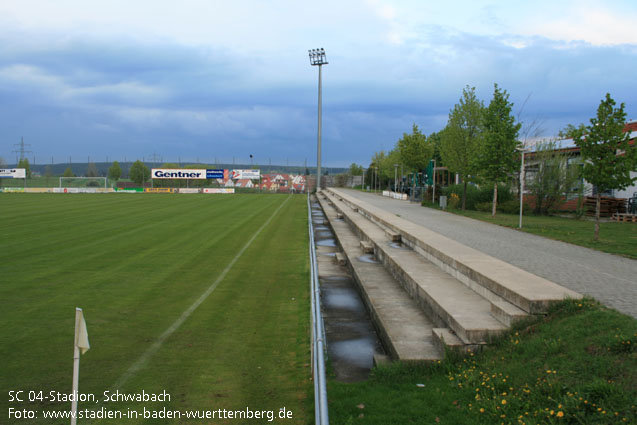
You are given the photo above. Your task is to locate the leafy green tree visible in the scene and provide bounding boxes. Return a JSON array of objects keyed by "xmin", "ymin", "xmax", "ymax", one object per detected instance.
[
  {"xmin": 527, "ymin": 141, "xmax": 580, "ymax": 215},
  {"xmin": 478, "ymin": 84, "xmax": 521, "ymax": 216},
  {"xmin": 397, "ymin": 124, "xmax": 432, "ymax": 195},
  {"xmin": 108, "ymin": 161, "xmax": 122, "ymax": 182},
  {"xmin": 369, "ymin": 151, "xmax": 385, "ymax": 189},
  {"xmin": 348, "ymin": 163, "xmax": 364, "ymax": 176},
  {"xmin": 63, "ymin": 167, "xmax": 75, "ymax": 177},
  {"xmin": 398, "ymin": 124, "xmax": 433, "ymax": 172},
  {"xmin": 380, "ymin": 149, "xmax": 401, "ymax": 190},
  {"xmin": 129, "ymin": 160, "xmax": 150, "ymax": 186},
  {"xmin": 558, "ymin": 123, "xmax": 586, "ymax": 139},
  {"xmin": 570, "ymin": 93, "xmax": 637, "ymax": 241},
  {"xmin": 427, "ymin": 131, "xmax": 444, "ymax": 164},
  {"xmin": 86, "ymin": 162, "xmax": 99, "ymax": 177},
  {"xmin": 440, "ymin": 86, "xmax": 485, "ymax": 209},
  {"xmin": 17, "ymin": 158, "xmax": 31, "ymax": 178}
]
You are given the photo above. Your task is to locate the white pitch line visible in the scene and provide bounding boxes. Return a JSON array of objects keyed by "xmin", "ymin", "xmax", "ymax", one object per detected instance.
[{"xmin": 113, "ymin": 195, "xmax": 292, "ymax": 389}]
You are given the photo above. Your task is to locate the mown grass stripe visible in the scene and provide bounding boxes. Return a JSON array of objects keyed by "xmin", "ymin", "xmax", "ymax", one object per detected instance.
[{"xmin": 113, "ymin": 195, "xmax": 292, "ymax": 388}]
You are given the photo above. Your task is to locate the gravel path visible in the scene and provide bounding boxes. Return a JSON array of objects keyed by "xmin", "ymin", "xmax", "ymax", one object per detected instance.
[{"xmin": 341, "ymin": 189, "xmax": 637, "ymax": 319}]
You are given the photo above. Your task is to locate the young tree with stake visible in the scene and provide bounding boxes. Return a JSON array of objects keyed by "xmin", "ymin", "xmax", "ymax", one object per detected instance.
[
  {"xmin": 478, "ymin": 84, "xmax": 521, "ymax": 216},
  {"xmin": 570, "ymin": 93, "xmax": 637, "ymax": 241},
  {"xmin": 440, "ymin": 86, "xmax": 484, "ymax": 210}
]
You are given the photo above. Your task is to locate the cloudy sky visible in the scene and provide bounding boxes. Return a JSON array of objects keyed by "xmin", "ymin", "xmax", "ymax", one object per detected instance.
[{"xmin": 1, "ymin": 0, "xmax": 636, "ymax": 167}]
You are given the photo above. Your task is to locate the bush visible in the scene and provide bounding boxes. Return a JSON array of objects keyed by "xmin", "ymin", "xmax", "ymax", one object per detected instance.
[
  {"xmin": 447, "ymin": 193, "xmax": 460, "ymax": 209},
  {"xmin": 443, "ymin": 183, "xmax": 514, "ymax": 210},
  {"xmin": 499, "ymin": 199, "xmax": 530, "ymax": 215},
  {"xmin": 474, "ymin": 202, "xmax": 492, "ymax": 212}
]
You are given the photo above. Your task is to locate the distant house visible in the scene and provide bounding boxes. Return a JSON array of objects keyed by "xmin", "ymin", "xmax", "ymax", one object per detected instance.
[
  {"xmin": 235, "ymin": 179, "xmax": 254, "ymax": 188},
  {"xmin": 523, "ymin": 120, "xmax": 637, "ymax": 207},
  {"xmin": 259, "ymin": 181, "xmax": 274, "ymax": 191},
  {"xmin": 291, "ymin": 175, "xmax": 306, "ymax": 185}
]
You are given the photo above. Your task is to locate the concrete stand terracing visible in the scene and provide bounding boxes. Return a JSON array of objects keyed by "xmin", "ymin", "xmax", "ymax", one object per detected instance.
[{"xmin": 317, "ymin": 188, "xmax": 582, "ymax": 362}]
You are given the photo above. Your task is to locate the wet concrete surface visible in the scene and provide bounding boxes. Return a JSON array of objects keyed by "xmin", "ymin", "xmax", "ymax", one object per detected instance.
[
  {"xmin": 357, "ymin": 254, "xmax": 379, "ymax": 264},
  {"xmin": 319, "ymin": 276, "xmax": 384, "ymax": 382},
  {"xmin": 316, "ymin": 238, "xmax": 337, "ymax": 247},
  {"xmin": 311, "ymin": 200, "xmax": 384, "ymax": 382},
  {"xmin": 388, "ymin": 241, "xmax": 410, "ymax": 250}
]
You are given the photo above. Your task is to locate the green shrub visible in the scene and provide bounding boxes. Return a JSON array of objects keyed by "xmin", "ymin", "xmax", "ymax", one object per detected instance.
[
  {"xmin": 447, "ymin": 193, "xmax": 460, "ymax": 209},
  {"xmin": 475, "ymin": 202, "xmax": 492, "ymax": 212},
  {"xmin": 499, "ymin": 199, "xmax": 530, "ymax": 215},
  {"xmin": 443, "ymin": 183, "xmax": 514, "ymax": 210}
]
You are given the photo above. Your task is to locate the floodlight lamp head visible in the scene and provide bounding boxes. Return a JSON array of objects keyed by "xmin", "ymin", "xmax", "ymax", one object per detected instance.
[{"xmin": 308, "ymin": 47, "xmax": 328, "ymax": 66}]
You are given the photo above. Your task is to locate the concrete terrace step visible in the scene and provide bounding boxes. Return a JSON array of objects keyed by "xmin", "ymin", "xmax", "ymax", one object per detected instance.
[
  {"xmin": 432, "ymin": 328, "xmax": 481, "ymax": 355},
  {"xmin": 317, "ymin": 195, "xmax": 442, "ymax": 362},
  {"xmin": 326, "ymin": 188, "xmax": 582, "ymax": 314},
  {"xmin": 323, "ymin": 190, "xmax": 511, "ymax": 344}
]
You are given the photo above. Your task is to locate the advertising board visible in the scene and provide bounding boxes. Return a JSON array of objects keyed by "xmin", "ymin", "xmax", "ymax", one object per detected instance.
[
  {"xmin": 231, "ymin": 169, "xmax": 260, "ymax": 179},
  {"xmin": 178, "ymin": 188, "xmax": 200, "ymax": 194},
  {"xmin": 144, "ymin": 188, "xmax": 174, "ymax": 193},
  {"xmin": 151, "ymin": 169, "xmax": 207, "ymax": 179},
  {"xmin": 203, "ymin": 188, "xmax": 235, "ymax": 194},
  {"xmin": 115, "ymin": 188, "xmax": 144, "ymax": 192},
  {"xmin": 25, "ymin": 188, "xmax": 54, "ymax": 193},
  {"xmin": 0, "ymin": 168, "xmax": 26, "ymax": 178},
  {"xmin": 206, "ymin": 169, "xmax": 228, "ymax": 179}
]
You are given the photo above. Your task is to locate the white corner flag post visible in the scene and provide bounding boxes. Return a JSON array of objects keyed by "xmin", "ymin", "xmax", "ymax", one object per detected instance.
[{"xmin": 71, "ymin": 308, "xmax": 90, "ymax": 425}]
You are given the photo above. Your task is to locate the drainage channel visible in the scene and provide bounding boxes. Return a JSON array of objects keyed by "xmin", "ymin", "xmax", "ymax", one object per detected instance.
[{"xmin": 311, "ymin": 199, "xmax": 385, "ymax": 382}]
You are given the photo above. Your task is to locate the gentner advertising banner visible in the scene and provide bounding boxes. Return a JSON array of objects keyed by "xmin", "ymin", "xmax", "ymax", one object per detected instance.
[
  {"xmin": 151, "ymin": 169, "xmax": 207, "ymax": 179},
  {"xmin": 0, "ymin": 168, "xmax": 26, "ymax": 178},
  {"xmin": 231, "ymin": 169, "xmax": 260, "ymax": 179}
]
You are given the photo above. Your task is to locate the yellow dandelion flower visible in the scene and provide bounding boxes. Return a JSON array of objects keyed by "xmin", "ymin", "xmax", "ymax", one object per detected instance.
[
  {"xmin": 557, "ymin": 411, "xmax": 564, "ymax": 418},
  {"xmin": 480, "ymin": 408, "xmax": 484, "ymax": 413},
  {"xmin": 502, "ymin": 400, "xmax": 507, "ymax": 405}
]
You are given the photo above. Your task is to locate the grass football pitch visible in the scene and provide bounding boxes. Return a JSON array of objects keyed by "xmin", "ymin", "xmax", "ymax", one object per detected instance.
[{"xmin": 0, "ymin": 193, "xmax": 311, "ymax": 424}]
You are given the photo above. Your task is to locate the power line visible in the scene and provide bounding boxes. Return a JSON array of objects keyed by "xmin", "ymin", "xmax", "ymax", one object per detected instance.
[{"xmin": 12, "ymin": 137, "xmax": 33, "ymax": 163}]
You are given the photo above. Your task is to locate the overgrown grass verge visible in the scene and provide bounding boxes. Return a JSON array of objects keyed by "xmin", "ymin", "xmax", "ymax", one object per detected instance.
[
  {"xmin": 328, "ymin": 298, "xmax": 637, "ymax": 424},
  {"xmin": 437, "ymin": 208, "xmax": 637, "ymax": 259}
]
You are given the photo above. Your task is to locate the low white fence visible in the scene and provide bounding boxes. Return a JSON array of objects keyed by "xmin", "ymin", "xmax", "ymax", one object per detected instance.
[{"xmin": 382, "ymin": 190, "xmax": 408, "ymax": 200}]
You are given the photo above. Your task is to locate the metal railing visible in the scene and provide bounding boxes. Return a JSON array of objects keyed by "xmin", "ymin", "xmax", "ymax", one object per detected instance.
[{"xmin": 308, "ymin": 193, "xmax": 329, "ymax": 425}]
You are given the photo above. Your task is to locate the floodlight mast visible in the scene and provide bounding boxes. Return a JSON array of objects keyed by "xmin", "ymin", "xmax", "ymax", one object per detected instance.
[{"xmin": 309, "ymin": 48, "xmax": 328, "ymax": 191}]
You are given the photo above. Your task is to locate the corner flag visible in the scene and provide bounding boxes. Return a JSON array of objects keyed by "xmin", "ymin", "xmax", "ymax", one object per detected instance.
[
  {"xmin": 71, "ymin": 308, "xmax": 89, "ymax": 425},
  {"xmin": 76, "ymin": 309, "xmax": 90, "ymax": 355}
]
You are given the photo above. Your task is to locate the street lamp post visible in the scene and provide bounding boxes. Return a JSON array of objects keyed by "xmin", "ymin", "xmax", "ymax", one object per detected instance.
[
  {"xmin": 362, "ymin": 168, "xmax": 366, "ymax": 191},
  {"xmin": 375, "ymin": 167, "xmax": 379, "ymax": 193},
  {"xmin": 518, "ymin": 146, "xmax": 527, "ymax": 229},
  {"xmin": 308, "ymin": 48, "xmax": 328, "ymax": 191},
  {"xmin": 394, "ymin": 164, "xmax": 398, "ymax": 193}
]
